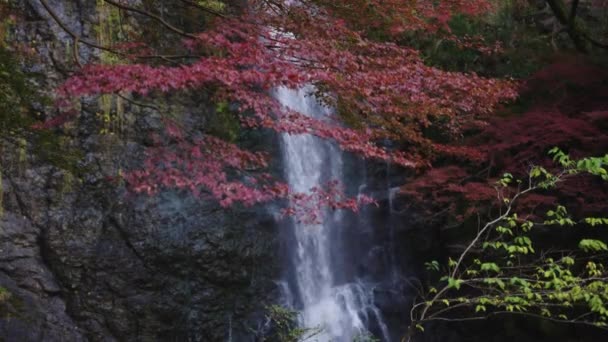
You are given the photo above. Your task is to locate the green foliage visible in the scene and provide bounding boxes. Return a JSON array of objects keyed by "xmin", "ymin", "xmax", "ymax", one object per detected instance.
[
  {"xmin": 264, "ymin": 305, "xmax": 322, "ymax": 342},
  {"xmin": 413, "ymin": 1, "xmax": 554, "ymax": 78},
  {"xmin": 353, "ymin": 332, "xmax": 380, "ymax": 342},
  {"xmin": 480, "ymin": 262, "xmax": 501, "ymax": 273},
  {"xmin": 94, "ymin": 1, "xmax": 129, "ymax": 136},
  {"xmin": 585, "ymin": 217, "xmax": 608, "ymax": 227},
  {"xmin": 207, "ymin": 101, "xmax": 240, "ymax": 142},
  {"xmin": 0, "ymin": 46, "xmax": 33, "ymax": 129},
  {"xmin": 0, "ymin": 42, "xmax": 82, "ymax": 217},
  {"xmin": 196, "ymin": 0, "xmax": 226, "ymax": 12},
  {"xmin": 0, "ymin": 287, "xmax": 10, "ymax": 302},
  {"xmin": 424, "ymin": 260, "xmax": 440, "ymax": 272},
  {"xmin": 544, "ymin": 205, "xmax": 575, "ymax": 227},
  {"xmin": 0, "ymin": 284, "xmax": 25, "ymax": 320},
  {"xmin": 579, "ymin": 240, "xmax": 608, "ymax": 253},
  {"xmin": 549, "ymin": 147, "xmax": 608, "ymax": 179},
  {"xmin": 446, "ymin": 277, "xmax": 464, "ymax": 290},
  {"xmin": 497, "ymin": 172, "xmax": 513, "ymax": 187},
  {"xmin": 95, "ymin": 0, "xmax": 125, "ymax": 64},
  {"xmin": 410, "ymin": 149, "xmax": 608, "ymax": 337}
]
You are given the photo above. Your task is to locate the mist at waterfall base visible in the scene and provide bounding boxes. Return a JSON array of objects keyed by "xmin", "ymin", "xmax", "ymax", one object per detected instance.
[{"xmin": 274, "ymin": 86, "xmax": 408, "ymax": 341}]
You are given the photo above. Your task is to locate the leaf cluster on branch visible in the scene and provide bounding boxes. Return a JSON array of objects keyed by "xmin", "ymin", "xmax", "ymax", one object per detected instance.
[
  {"xmin": 408, "ymin": 149, "xmax": 608, "ymax": 340},
  {"xmin": 40, "ymin": 0, "xmax": 518, "ymax": 210}
]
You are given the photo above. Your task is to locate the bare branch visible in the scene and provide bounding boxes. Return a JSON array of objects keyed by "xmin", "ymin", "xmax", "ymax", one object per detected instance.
[
  {"xmin": 39, "ymin": 0, "xmax": 124, "ymax": 64},
  {"xmin": 179, "ymin": 0, "xmax": 226, "ymax": 18},
  {"xmin": 102, "ymin": 0, "xmax": 198, "ymax": 39}
]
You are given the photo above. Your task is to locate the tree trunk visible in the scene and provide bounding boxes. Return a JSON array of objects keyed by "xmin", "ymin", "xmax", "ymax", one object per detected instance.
[{"xmin": 545, "ymin": 0, "xmax": 590, "ymax": 53}]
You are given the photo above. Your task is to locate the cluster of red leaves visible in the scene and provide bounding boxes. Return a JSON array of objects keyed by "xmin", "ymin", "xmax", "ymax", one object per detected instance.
[
  {"xmin": 401, "ymin": 56, "xmax": 608, "ymax": 221},
  {"xmin": 54, "ymin": 0, "xmax": 517, "ymax": 210},
  {"xmin": 124, "ymin": 129, "xmax": 373, "ymax": 222},
  {"xmin": 282, "ymin": 180, "xmax": 376, "ymax": 224},
  {"xmin": 310, "ymin": 0, "xmax": 492, "ymax": 35},
  {"xmin": 124, "ymin": 134, "xmax": 274, "ymax": 202}
]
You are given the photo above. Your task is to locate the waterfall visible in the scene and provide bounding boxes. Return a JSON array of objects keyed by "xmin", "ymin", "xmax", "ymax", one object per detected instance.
[{"xmin": 276, "ymin": 86, "xmax": 389, "ymax": 341}]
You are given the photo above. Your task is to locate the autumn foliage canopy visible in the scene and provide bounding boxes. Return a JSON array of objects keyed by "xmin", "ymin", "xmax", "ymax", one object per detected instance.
[{"xmin": 52, "ymin": 0, "xmax": 518, "ymax": 213}]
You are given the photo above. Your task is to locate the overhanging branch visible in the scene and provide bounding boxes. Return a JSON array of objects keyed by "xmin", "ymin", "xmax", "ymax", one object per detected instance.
[
  {"xmin": 102, "ymin": 0, "xmax": 198, "ymax": 39},
  {"xmin": 39, "ymin": 0, "xmax": 124, "ymax": 65}
]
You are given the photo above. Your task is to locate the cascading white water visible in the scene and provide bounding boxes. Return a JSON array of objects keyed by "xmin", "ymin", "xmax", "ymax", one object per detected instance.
[{"xmin": 276, "ymin": 86, "xmax": 389, "ymax": 341}]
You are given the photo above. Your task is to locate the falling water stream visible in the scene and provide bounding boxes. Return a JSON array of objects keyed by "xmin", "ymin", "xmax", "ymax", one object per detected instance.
[{"xmin": 276, "ymin": 86, "xmax": 389, "ymax": 341}]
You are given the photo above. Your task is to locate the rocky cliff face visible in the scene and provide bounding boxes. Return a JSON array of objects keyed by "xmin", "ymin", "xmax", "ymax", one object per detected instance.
[{"xmin": 0, "ymin": 1, "xmax": 279, "ymax": 341}]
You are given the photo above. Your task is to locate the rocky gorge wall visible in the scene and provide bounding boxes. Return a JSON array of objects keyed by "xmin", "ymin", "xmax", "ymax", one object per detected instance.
[
  {"xmin": 3, "ymin": 2, "xmax": 607, "ymax": 342},
  {"xmin": 0, "ymin": 1, "xmax": 280, "ymax": 341}
]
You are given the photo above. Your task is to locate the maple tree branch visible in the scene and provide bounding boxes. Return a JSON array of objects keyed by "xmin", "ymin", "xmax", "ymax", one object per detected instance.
[
  {"xmin": 102, "ymin": 0, "xmax": 198, "ymax": 39},
  {"xmin": 414, "ymin": 175, "xmax": 538, "ymax": 329},
  {"xmin": 71, "ymin": 36, "xmax": 82, "ymax": 68},
  {"xmin": 135, "ymin": 54, "xmax": 202, "ymax": 61},
  {"xmin": 39, "ymin": 0, "xmax": 124, "ymax": 64},
  {"xmin": 420, "ymin": 311, "xmax": 608, "ymax": 329},
  {"xmin": 449, "ymin": 183, "xmax": 536, "ymax": 280},
  {"xmin": 40, "ymin": 0, "xmax": 207, "ymax": 65},
  {"xmin": 115, "ymin": 92, "xmax": 160, "ymax": 112},
  {"xmin": 37, "ymin": 2, "xmax": 166, "ymax": 109},
  {"xmin": 179, "ymin": 0, "xmax": 226, "ymax": 18}
]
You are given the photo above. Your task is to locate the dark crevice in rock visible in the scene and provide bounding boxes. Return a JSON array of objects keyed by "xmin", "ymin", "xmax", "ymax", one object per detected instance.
[
  {"xmin": 1, "ymin": 170, "xmax": 32, "ymax": 222},
  {"xmin": 106, "ymin": 215, "xmax": 154, "ymax": 273}
]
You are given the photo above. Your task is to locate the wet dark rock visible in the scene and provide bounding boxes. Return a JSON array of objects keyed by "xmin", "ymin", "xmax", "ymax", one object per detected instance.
[
  {"xmin": 0, "ymin": 1, "xmax": 280, "ymax": 341},
  {"xmin": 0, "ymin": 213, "xmax": 87, "ymax": 341}
]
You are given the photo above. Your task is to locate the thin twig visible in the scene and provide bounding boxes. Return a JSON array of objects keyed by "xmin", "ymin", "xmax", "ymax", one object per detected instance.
[
  {"xmin": 179, "ymin": 0, "xmax": 226, "ymax": 18},
  {"xmin": 103, "ymin": 0, "xmax": 198, "ymax": 39},
  {"xmin": 39, "ymin": 0, "xmax": 124, "ymax": 62}
]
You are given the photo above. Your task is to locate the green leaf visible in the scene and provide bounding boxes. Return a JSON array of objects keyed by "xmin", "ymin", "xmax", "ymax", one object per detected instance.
[
  {"xmin": 561, "ymin": 256, "xmax": 575, "ymax": 266},
  {"xmin": 447, "ymin": 277, "xmax": 464, "ymax": 290},
  {"xmin": 425, "ymin": 260, "xmax": 440, "ymax": 271},
  {"xmin": 579, "ymin": 239, "xmax": 608, "ymax": 252},
  {"xmin": 480, "ymin": 262, "xmax": 501, "ymax": 273},
  {"xmin": 483, "ymin": 278, "xmax": 506, "ymax": 290},
  {"xmin": 530, "ymin": 167, "xmax": 542, "ymax": 178},
  {"xmin": 521, "ymin": 221, "xmax": 534, "ymax": 232},
  {"xmin": 585, "ymin": 217, "xmax": 608, "ymax": 227}
]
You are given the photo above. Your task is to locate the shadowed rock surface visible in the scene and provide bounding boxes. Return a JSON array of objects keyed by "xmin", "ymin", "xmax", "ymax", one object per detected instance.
[{"xmin": 1, "ymin": 1, "xmax": 279, "ymax": 341}]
